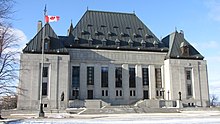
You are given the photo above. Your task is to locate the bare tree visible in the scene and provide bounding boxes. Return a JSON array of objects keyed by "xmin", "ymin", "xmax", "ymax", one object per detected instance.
[
  {"xmin": 210, "ymin": 94, "xmax": 218, "ymax": 107},
  {"xmin": 0, "ymin": 26, "xmax": 19, "ymax": 95},
  {"xmin": 0, "ymin": 0, "xmax": 20, "ymax": 119},
  {"xmin": 0, "ymin": 0, "xmax": 14, "ymax": 25}
]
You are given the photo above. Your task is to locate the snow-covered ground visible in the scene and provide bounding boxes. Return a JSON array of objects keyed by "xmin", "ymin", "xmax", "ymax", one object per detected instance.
[{"xmin": 7, "ymin": 111, "xmax": 220, "ymax": 124}]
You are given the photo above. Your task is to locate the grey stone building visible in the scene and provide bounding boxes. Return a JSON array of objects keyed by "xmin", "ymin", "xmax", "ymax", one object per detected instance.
[{"xmin": 17, "ymin": 10, "xmax": 210, "ymax": 110}]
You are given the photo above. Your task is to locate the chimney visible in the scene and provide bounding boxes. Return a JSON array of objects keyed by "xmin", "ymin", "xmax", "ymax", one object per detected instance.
[{"xmin": 37, "ymin": 20, "xmax": 42, "ymax": 33}]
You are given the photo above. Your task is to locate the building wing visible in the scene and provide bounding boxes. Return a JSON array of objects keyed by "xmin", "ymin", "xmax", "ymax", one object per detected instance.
[{"xmin": 23, "ymin": 23, "xmax": 68, "ymax": 54}]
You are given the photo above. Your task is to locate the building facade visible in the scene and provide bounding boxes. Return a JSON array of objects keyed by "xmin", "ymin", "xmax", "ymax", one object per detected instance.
[{"xmin": 17, "ymin": 10, "xmax": 209, "ymax": 110}]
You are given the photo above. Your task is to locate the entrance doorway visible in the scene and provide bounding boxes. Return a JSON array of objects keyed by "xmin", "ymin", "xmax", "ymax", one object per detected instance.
[
  {"xmin": 87, "ymin": 90, "xmax": 93, "ymax": 99},
  {"xmin": 143, "ymin": 90, "xmax": 149, "ymax": 99}
]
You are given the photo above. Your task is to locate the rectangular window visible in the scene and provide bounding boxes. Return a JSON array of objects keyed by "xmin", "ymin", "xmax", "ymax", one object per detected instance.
[
  {"xmin": 87, "ymin": 67, "xmax": 94, "ymax": 85},
  {"xmin": 115, "ymin": 67, "xmax": 122, "ymax": 88},
  {"xmin": 120, "ymin": 90, "xmax": 122, "ymax": 96},
  {"xmin": 101, "ymin": 67, "xmax": 108, "ymax": 87},
  {"xmin": 142, "ymin": 68, "xmax": 149, "ymax": 85},
  {"xmin": 156, "ymin": 90, "xmax": 159, "ymax": 96},
  {"xmin": 186, "ymin": 70, "xmax": 191, "ymax": 80},
  {"xmin": 43, "ymin": 67, "xmax": 48, "ymax": 77},
  {"xmin": 187, "ymin": 84, "xmax": 192, "ymax": 96},
  {"xmin": 155, "ymin": 68, "xmax": 162, "ymax": 88},
  {"xmin": 186, "ymin": 69, "xmax": 193, "ymax": 97},
  {"xmin": 129, "ymin": 68, "xmax": 136, "ymax": 88},
  {"xmin": 42, "ymin": 82, "xmax": 48, "ymax": 96},
  {"xmin": 130, "ymin": 90, "xmax": 135, "ymax": 96},
  {"xmin": 106, "ymin": 90, "xmax": 108, "ymax": 96},
  {"xmin": 72, "ymin": 66, "xmax": 80, "ymax": 87},
  {"xmin": 44, "ymin": 104, "xmax": 47, "ymax": 108},
  {"xmin": 42, "ymin": 64, "xmax": 49, "ymax": 96},
  {"xmin": 116, "ymin": 90, "xmax": 118, "ymax": 96},
  {"xmin": 44, "ymin": 42, "xmax": 49, "ymax": 50},
  {"xmin": 143, "ymin": 90, "xmax": 149, "ymax": 99},
  {"xmin": 102, "ymin": 90, "xmax": 105, "ymax": 96}
]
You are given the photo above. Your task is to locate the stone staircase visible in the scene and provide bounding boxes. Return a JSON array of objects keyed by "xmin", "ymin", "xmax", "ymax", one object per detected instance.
[
  {"xmin": 66, "ymin": 99, "xmax": 181, "ymax": 114},
  {"xmin": 67, "ymin": 105, "xmax": 180, "ymax": 114}
]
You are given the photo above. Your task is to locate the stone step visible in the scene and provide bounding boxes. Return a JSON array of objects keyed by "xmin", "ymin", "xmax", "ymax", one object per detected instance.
[{"xmin": 78, "ymin": 107, "xmax": 180, "ymax": 114}]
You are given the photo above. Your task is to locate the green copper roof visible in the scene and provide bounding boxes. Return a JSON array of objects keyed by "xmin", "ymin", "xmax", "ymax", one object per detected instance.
[
  {"xmin": 23, "ymin": 23, "xmax": 68, "ymax": 54},
  {"xmin": 22, "ymin": 10, "xmax": 204, "ymax": 60},
  {"xmin": 65, "ymin": 10, "xmax": 167, "ymax": 51},
  {"xmin": 162, "ymin": 31, "xmax": 204, "ymax": 60}
]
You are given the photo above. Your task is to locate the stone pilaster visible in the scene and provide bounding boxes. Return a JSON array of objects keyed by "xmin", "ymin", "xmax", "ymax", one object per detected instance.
[
  {"xmin": 80, "ymin": 63, "xmax": 87, "ymax": 99},
  {"xmin": 149, "ymin": 65, "xmax": 156, "ymax": 99},
  {"xmin": 122, "ymin": 64, "xmax": 129, "ymax": 101},
  {"xmin": 94, "ymin": 64, "xmax": 101, "ymax": 99},
  {"xmin": 108, "ymin": 64, "xmax": 115, "ymax": 100},
  {"xmin": 136, "ymin": 64, "xmax": 143, "ymax": 99}
]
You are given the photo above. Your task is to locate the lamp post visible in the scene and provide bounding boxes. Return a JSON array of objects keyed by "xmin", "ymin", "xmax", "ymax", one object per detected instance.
[
  {"xmin": 39, "ymin": 4, "xmax": 48, "ymax": 118},
  {"xmin": 39, "ymin": 24, "xmax": 45, "ymax": 118}
]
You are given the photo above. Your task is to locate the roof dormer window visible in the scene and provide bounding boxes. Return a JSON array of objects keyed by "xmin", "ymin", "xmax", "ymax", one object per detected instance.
[
  {"xmin": 180, "ymin": 41, "xmax": 189, "ymax": 56},
  {"xmin": 141, "ymin": 39, "xmax": 146, "ymax": 48},
  {"xmin": 44, "ymin": 36, "xmax": 50, "ymax": 50},
  {"xmin": 128, "ymin": 39, "xmax": 133, "ymax": 48},
  {"xmin": 101, "ymin": 38, "xmax": 107, "ymax": 46},
  {"xmin": 138, "ymin": 27, "xmax": 143, "ymax": 30},
  {"xmin": 126, "ymin": 27, "xmax": 131, "ymax": 29},
  {"xmin": 87, "ymin": 24, "xmax": 93, "ymax": 27},
  {"xmin": 44, "ymin": 42, "xmax": 49, "ymax": 50},
  {"xmin": 88, "ymin": 37, "xmax": 93, "ymax": 46},
  {"xmin": 101, "ymin": 25, "xmax": 106, "ymax": 28},
  {"xmin": 115, "ymin": 38, "xmax": 120, "ymax": 47},
  {"xmin": 74, "ymin": 37, "xmax": 79, "ymax": 44},
  {"xmin": 133, "ymin": 33, "xmax": 137, "ymax": 38},
  {"xmin": 153, "ymin": 40, "xmax": 159, "ymax": 48},
  {"xmin": 113, "ymin": 26, "xmax": 119, "ymax": 29},
  {"xmin": 145, "ymin": 34, "xmax": 153, "ymax": 39}
]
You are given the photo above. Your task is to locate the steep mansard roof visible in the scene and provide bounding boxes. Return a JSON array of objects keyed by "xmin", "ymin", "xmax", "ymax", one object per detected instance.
[
  {"xmin": 23, "ymin": 10, "xmax": 204, "ymax": 60},
  {"xmin": 64, "ymin": 10, "xmax": 167, "ymax": 51},
  {"xmin": 23, "ymin": 23, "xmax": 68, "ymax": 54},
  {"xmin": 162, "ymin": 31, "xmax": 204, "ymax": 60}
]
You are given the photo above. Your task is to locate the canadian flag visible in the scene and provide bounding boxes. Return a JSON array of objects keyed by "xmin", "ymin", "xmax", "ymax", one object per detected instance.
[{"xmin": 45, "ymin": 15, "xmax": 60, "ymax": 23}]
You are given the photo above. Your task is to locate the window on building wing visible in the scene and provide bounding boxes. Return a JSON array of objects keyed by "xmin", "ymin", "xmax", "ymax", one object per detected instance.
[
  {"xmin": 42, "ymin": 65, "xmax": 49, "ymax": 96},
  {"xmin": 101, "ymin": 67, "xmax": 108, "ymax": 87},
  {"xmin": 186, "ymin": 70, "xmax": 191, "ymax": 80},
  {"xmin": 186, "ymin": 69, "xmax": 193, "ymax": 97},
  {"xmin": 129, "ymin": 68, "xmax": 136, "ymax": 88},
  {"xmin": 87, "ymin": 66, "xmax": 94, "ymax": 85},
  {"xmin": 142, "ymin": 68, "xmax": 149, "ymax": 85},
  {"xmin": 43, "ymin": 67, "xmax": 48, "ymax": 77},
  {"xmin": 42, "ymin": 82, "xmax": 48, "ymax": 96},
  {"xmin": 187, "ymin": 84, "xmax": 192, "ymax": 96},
  {"xmin": 155, "ymin": 68, "xmax": 162, "ymax": 88},
  {"xmin": 115, "ymin": 67, "xmax": 122, "ymax": 88},
  {"xmin": 72, "ymin": 66, "xmax": 80, "ymax": 87}
]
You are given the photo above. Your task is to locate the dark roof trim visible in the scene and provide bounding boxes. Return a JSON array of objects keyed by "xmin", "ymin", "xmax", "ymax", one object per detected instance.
[
  {"xmin": 166, "ymin": 57, "xmax": 204, "ymax": 60},
  {"xmin": 23, "ymin": 51, "xmax": 69, "ymax": 55},
  {"xmin": 66, "ymin": 45, "xmax": 168, "ymax": 53}
]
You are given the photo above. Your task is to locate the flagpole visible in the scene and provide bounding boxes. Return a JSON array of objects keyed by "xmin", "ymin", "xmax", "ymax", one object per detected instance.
[{"xmin": 39, "ymin": 4, "xmax": 47, "ymax": 118}]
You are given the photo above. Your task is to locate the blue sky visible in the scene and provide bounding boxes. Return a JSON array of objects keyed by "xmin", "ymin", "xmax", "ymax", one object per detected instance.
[{"xmin": 11, "ymin": 0, "xmax": 220, "ymax": 100}]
